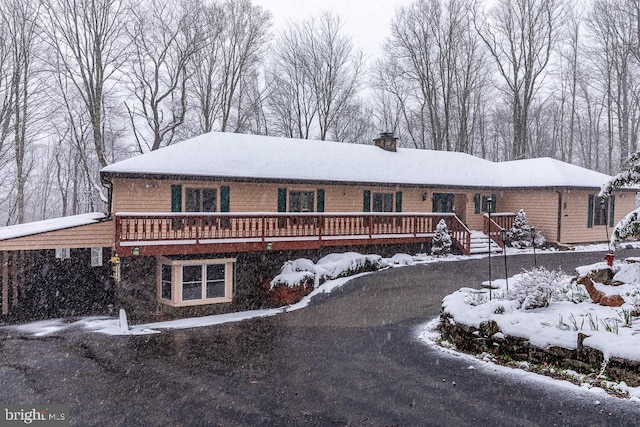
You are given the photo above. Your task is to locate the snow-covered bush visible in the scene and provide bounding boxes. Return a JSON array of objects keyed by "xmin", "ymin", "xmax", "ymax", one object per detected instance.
[
  {"xmin": 270, "ymin": 252, "xmax": 387, "ymax": 291},
  {"xmin": 553, "ymin": 280, "xmax": 590, "ymax": 304},
  {"xmin": 507, "ymin": 267, "xmax": 565, "ymax": 309},
  {"xmin": 431, "ymin": 219, "xmax": 452, "ymax": 256}
]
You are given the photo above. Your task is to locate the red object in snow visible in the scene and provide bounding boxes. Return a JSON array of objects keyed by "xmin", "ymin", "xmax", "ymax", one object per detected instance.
[{"xmin": 605, "ymin": 253, "xmax": 615, "ymax": 267}]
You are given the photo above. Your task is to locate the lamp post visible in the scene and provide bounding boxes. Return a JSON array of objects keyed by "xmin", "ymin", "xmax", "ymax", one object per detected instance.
[
  {"xmin": 530, "ymin": 226, "xmax": 537, "ymax": 267},
  {"xmin": 601, "ymin": 198, "xmax": 611, "ymax": 253},
  {"xmin": 500, "ymin": 228, "xmax": 509, "ymax": 291},
  {"xmin": 486, "ymin": 197, "xmax": 494, "ymax": 300}
]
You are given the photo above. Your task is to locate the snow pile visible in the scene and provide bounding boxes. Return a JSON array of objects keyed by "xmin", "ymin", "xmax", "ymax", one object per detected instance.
[
  {"xmin": 270, "ymin": 252, "xmax": 388, "ymax": 290},
  {"xmin": 441, "ymin": 268, "xmax": 640, "ymax": 361}
]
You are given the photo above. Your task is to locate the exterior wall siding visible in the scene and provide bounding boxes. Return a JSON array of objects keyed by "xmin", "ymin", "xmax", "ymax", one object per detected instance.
[
  {"xmin": 110, "ymin": 177, "xmax": 636, "ymax": 245},
  {"xmin": 500, "ymin": 190, "xmax": 560, "ymax": 243},
  {"xmin": 0, "ymin": 220, "xmax": 115, "ymax": 251},
  {"xmin": 560, "ymin": 190, "xmax": 636, "ymax": 244}
]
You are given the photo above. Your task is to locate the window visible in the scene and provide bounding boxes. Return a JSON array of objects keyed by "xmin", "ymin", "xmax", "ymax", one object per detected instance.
[
  {"xmin": 433, "ymin": 193, "xmax": 455, "ymax": 213},
  {"xmin": 588, "ymin": 195, "xmax": 614, "ymax": 227},
  {"xmin": 161, "ymin": 264, "xmax": 172, "ymax": 300},
  {"xmin": 185, "ymin": 188, "xmax": 217, "ymax": 212},
  {"xmin": 91, "ymin": 248, "xmax": 103, "ymax": 267},
  {"xmin": 55, "ymin": 248, "xmax": 70, "ymax": 260},
  {"xmin": 289, "ymin": 191, "xmax": 314, "ymax": 212},
  {"xmin": 473, "ymin": 194, "xmax": 497, "ymax": 214},
  {"xmin": 372, "ymin": 193, "xmax": 393, "ymax": 212},
  {"xmin": 158, "ymin": 258, "xmax": 235, "ymax": 306}
]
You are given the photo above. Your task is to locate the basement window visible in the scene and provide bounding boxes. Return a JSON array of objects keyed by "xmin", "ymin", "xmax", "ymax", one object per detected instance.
[
  {"xmin": 157, "ymin": 257, "xmax": 235, "ymax": 307},
  {"xmin": 55, "ymin": 248, "xmax": 71, "ymax": 260}
]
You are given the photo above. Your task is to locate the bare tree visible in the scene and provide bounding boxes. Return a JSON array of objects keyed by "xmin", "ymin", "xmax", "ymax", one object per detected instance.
[
  {"xmin": 266, "ymin": 22, "xmax": 317, "ymax": 139},
  {"xmin": 125, "ymin": 0, "xmax": 206, "ymax": 152},
  {"xmin": 587, "ymin": 0, "xmax": 640, "ymax": 172},
  {"xmin": 474, "ymin": 0, "xmax": 563, "ymax": 160},
  {"xmin": 302, "ymin": 13, "xmax": 363, "ymax": 141},
  {"xmin": 376, "ymin": 0, "xmax": 487, "ymax": 153},
  {"xmin": 187, "ymin": 2, "xmax": 225, "ymax": 134},
  {"xmin": 41, "ymin": 0, "xmax": 127, "ymax": 168},
  {"xmin": 1, "ymin": 0, "xmax": 45, "ymax": 223},
  {"xmin": 216, "ymin": 0, "xmax": 271, "ymax": 133}
]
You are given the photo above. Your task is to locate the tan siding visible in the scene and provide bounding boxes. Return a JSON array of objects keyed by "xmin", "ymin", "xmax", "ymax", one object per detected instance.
[
  {"xmin": 500, "ymin": 190, "xmax": 560, "ymax": 243},
  {"xmin": 110, "ymin": 177, "xmax": 636, "ymax": 245},
  {"xmin": 560, "ymin": 190, "xmax": 636, "ymax": 244},
  {"xmin": 0, "ymin": 220, "xmax": 115, "ymax": 251}
]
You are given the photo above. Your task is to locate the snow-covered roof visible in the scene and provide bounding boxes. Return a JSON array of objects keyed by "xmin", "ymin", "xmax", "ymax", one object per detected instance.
[
  {"xmin": 101, "ymin": 132, "xmax": 613, "ymax": 189},
  {"xmin": 0, "ymin": 213, "xmax": 107, "ymax": 241}
]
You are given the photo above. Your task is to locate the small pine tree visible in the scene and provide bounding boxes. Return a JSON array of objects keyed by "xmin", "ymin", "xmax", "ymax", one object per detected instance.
[
  {"xmin": 509, "ymin": 209, "xmax": 533, "ymax": 248},
  {"xmin": 431, "ymin": 219, "xmax": 452, "ymax": 256}
]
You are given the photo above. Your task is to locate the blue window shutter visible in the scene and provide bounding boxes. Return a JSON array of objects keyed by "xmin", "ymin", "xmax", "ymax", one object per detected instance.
[
  {"xmin": 220, "ymin": 186, "xmax": 230, "ymax": 212},
  {"xmin": 395, "ymin": 191, "xmax": 403, "ymax": 213},
  {"xmin": 317, "ymin": 189, "xmax": 325, "ymax": 212},
  {"xmin": 491, "ymin": 193, "xmax": 497, "ymax": 213},
  {"xmin": 171, "ymin": 185, "xmax": 182, "ymax": 230},
  {"xmin": 609, "ymin": 195, "xmax": 616, "ymax": 227},
  {"xmin": 363, "ymin": 190, "xmax": 371, "ymax": 212},
  {"xmin": 474, "ymin": 194, "xmax": 481, "ymax": 214},
  {"xmin": 277, "ymin": 188, "xmax": 287, "ymax": 212},
  {"xmin": 587, "ymin": 194, "xmax": 594, "ymax": 228},
  {"xmin": 171, "ymin": 185, "xmax": 182, "ymax": 212}
]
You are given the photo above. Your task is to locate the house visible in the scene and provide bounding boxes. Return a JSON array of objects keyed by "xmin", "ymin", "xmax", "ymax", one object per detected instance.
[{"xmin": 0, "ymin": 132, "xmax": 635, "ymax": 322}]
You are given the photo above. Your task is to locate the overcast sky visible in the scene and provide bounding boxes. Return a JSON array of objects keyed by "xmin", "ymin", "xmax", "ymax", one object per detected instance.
[{"xmin": 252, "ymin": 0, "xmax": 415, "ymax": 62}]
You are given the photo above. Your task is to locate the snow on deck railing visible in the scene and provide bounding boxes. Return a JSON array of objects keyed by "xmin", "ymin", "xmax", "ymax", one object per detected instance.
[{"xmin": 115, "ymin": 212, "xmax": 472, "ymax": 255}]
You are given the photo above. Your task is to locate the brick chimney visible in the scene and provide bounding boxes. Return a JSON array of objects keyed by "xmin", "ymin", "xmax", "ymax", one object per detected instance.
[{"xmin": 373, "ymin": 132, "xmax": 398, "ymax": 152}]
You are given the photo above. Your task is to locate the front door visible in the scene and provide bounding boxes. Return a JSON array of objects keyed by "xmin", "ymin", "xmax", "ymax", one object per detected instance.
[{"xmin": 454, "ymin": 193, "xmax": 467, "ymax": 223}]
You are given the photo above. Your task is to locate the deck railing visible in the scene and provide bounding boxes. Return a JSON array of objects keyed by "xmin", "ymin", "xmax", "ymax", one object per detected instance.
[
  {"xmin": 115, "ymin": 212, "xmax": 472, "ymax": 256},
  {"xmin": 483, "ymin": 212, "xmax": 516, "ymax": 249}
]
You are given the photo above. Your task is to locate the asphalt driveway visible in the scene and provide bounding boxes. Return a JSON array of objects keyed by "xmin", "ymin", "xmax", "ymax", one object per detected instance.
[{"xmin": 2, "ymin": 250, "xmax": 640, "ymax": 426}]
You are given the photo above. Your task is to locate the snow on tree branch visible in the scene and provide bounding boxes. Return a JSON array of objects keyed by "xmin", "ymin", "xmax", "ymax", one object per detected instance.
[
  {"xmin": 600, "ymin": 152, "xmax": 640, "ymax": 198},
  {"xmin": 611, "ymin": 207, "xmax": 640, "ymax": 249}
]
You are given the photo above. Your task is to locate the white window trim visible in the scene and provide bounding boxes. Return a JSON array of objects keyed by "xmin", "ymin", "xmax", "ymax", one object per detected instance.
[
  {"xmin": 91, "ymin": 247, "xmax": 103, "ymax": 267},
  {"xmin": 157, "ymin": 257, "xmax": 236, "ymax": 307}
]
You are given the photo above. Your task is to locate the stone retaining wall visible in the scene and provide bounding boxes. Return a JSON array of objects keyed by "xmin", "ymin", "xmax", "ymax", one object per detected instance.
[{"xmin": 439, "ymin": 312, "xmax": 640, "ymax": 387}]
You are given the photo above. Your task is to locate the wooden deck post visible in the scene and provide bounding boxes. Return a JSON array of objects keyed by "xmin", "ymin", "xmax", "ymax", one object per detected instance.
[{"xmin": 2, "ymin": 251, "xmax": 8, "ymax": 315}]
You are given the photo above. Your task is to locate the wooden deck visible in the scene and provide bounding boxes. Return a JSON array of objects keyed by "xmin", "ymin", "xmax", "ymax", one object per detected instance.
[{"xmin": 115, "ymin": 212, "xmax": 473, "ymax": 256}]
